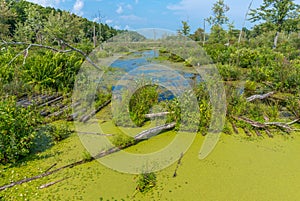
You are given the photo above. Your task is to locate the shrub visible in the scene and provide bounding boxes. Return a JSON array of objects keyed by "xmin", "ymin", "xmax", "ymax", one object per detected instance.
[
  {"xmin": 136, "ymin": 172, "xmax": 157, "ymax": 193},
  {"xmin": 0, "ymin": 97, "xmax": 40, "ymax": 164},
  {"xmin": 45, "ymin": 123, "xmax": 73, "ymax": 143},
  {"xmin": 113, "ymin": 81, "xmax": 158, "ymax": 127}
]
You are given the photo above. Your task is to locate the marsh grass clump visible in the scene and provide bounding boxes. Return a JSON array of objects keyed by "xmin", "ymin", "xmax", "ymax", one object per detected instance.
[{"xmin": 136, "ymin": 172, "xmax": 157, "ymax": 193}]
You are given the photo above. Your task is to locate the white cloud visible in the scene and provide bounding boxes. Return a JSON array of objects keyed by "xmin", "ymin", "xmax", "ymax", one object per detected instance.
[
  {"xmin": 120, "ymin": 14, "xmax": 143, "ymax": 21},
  {"xmin": 73, "ymin": 0, "xmax": 84, "ymax": 16},
  {"xmin": 116, "ymin": 5, "xmax": 124, "ymax": 14},
  {"xmin": 114, "ymin": 25, "xmax": 121, "ymax": 30},
  {"xmin": 124, "ymin": 25, "xmax": 130, "ymax": 30},
  {"xmin": 167, "ymin": 0, "xmax": 211, "ymax": 15},
  {"xmin": 105, "ymin": 19, "xmax": 113, "ymax": 24},
  {"xmin": 135, "ymin": 0, "xmax": 139, "ymax": 4}
]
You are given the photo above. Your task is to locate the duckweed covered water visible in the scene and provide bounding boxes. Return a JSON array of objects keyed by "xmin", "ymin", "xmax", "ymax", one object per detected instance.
[{"xmin": 1, "ymin": 117, "xmax": 300, "ymax": 200}]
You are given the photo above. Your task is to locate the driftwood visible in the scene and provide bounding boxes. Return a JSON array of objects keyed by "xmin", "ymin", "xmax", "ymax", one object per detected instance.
[
  {"xmin": 134, "ymin": 122, "xmax": 176, "ymax": 141},
  {"xmin": 76, "ymin": 131, "xmax": 114, "ymax": 136},
  {"xmin": 145, "ymin": 112, "xmax": 172, "ymax": 119},
  {"xmin": 38, "ymin": 96, "xmax": 63, "ymax": 108},
  {"xmin": 231, "ymin": 121, "xmax": 239, "ymax": 134},
  {"xmin": 48, "ymin": 101, "xmax": 81, "ymax": 118},
  {"xmin": 0, "ymin": 122, "xmax": 176, "ymax": 191},
  {"xmin": 254, "ymin": 129, "xmax": 262, "ymax": 137},
  {"xmin": 233, "ymin": 116, "xmax": 297, "ymax": 137},
  {"xmin": 39, "ymin": 177, "xmax": 69, "ymax": 189},
  {"xmin": 79, "ymin": 100, "xmax": 111, "ymax": 123},
  {"xmin": 246, "ymin": 92, "xmax": 275, "ymax": 102},
  {"xmin": 44, "ymin": 163, "xmax": 57, "ymax": 173},
  {"xmin": 243, "ymin": 128, "xmax": 252, "ymax": 137}
]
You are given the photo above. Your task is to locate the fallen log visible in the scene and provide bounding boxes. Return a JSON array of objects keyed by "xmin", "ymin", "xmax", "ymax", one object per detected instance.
[
  {"xmin": 246, "ymin": 92, "xmax": 275, "ymax": 102},
  {"xmin": 254, "ymin": 129, "xmax": 262, "ymax": 137},
  {"xmin": 145, "ymin": 112, "xmax": 172, "ymax": 118},
  {"xmin": 0, "ymin": 122, "xmax": 176, "ymax": 191},
  {"xmin": 230, "ymin": 121, "xmax": 239, "ymax": 134},
  {"xmin": 134, "ymin": 122, "xmax": 176, "ymax": 141},
  {"xmin": 39, "ymin": 177, "xmax": 69, "ymax": 189},
  {"xmin": 76, "ymin": 131, "xmax": 114, "ymax": 136},
  {"xmin": 44, "ymin": 163, "xmax": 57, "ymax": 173},
  {"xmin": 38, "ymin": 96, "xmax": 63, "ymax": 108},
  {"xmin": 232, "ymin": 116, "xmax": 296, "ymax": 137},
  {"xmin": 79, "ymin": 99, "xmax": 111, "ymax": 123}
]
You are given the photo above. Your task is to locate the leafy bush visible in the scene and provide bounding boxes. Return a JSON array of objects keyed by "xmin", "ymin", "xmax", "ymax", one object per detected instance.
[
  {"xmin": 217, "ymin": 64, "xmax": 242, "ymax": 81},
  {"xmin": 21, "ymin": 51, "xmax": 83, "ymax": 91},
  {"xmin": 113, "ymin": 82, "xmax": 158, "ymax": 127},
  {"xmin": 43, "ymin": 123, "xmax": 73, "ymax": 143},
  {"xmin": 0, "ymin": 97, "xmax": 40, "ymax": 164},
  {"xmin": 111, "ymin": 134, "xmax": 135, "ymax": 148},
  {"xmin": 136, "ymin": 172, "xmax": 157, "ymax": 193}
]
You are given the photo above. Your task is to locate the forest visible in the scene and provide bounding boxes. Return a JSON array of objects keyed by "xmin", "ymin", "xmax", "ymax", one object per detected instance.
[{"xmin": 0, "ymin": 0, "xmax": 300, "ymax": 200}]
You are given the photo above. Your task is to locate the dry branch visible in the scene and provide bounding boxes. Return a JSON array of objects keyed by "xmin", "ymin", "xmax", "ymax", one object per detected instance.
[
  {"xmin": 246, "ymin": 92, "xmax": 275, "ymax": 102},
  {"xmin": 79, "ymin": 99, "xmax": 111, "ymax": 122},
  {"xmin": 39, "ymin": 177, "xmax": 69, "ymax": 189},
  {"xmin": 0, "ymin": 122, "xmax": 176, "ymax": 191},
  {"xmin": 76, "ymin": 131, "xmax": 114, "ymax": 136},
  {"xmin": 145, "ymin": 112, "xmax": 172, "ymax": 118},
  {"xmin": 1, "ymin": 40, "xmax": 102, "ymax": 71},
  {"xmin": 134, "ymin": 122, "xmax": 176, "ymax": 141}
]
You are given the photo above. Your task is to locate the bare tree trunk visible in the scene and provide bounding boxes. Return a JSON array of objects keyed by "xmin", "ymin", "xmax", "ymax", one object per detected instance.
[{"xmin": 273, "ymin": 31, "xmax": 279, "ymax": 49}]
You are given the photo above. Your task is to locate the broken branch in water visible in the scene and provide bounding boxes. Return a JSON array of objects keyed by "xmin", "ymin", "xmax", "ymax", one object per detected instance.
[
  {"xmin": 173, "ymin": 152, "xmax": 184, "ymax": 178},
  {"xmin": 0, "ymin": 122, "xmax": 176, "ymax": 191},
  {"xmin": 39, "ymin": 177, "xmax": 69, "ymax": 189}
]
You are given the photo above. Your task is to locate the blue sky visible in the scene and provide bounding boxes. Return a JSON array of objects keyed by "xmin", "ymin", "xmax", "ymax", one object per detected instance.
[{"xmin": 27, "ymin": 0, "xmax": 300, "ymax": 32}]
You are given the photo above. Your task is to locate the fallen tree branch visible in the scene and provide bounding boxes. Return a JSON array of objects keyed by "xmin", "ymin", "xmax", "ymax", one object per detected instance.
[
  {"xmin": 1, "ymin": 40, "xmax": 101, "ymax": 71},
  {"xmin": 44, "ymin": 163, "xmax": 57, "ymax": 173},
  {"xmin": 134, "ymin": 122, "xmax": 176, "ymax": 141},
  {"xmin": 246, "ymin": 92, "xmax": 275, "ymax": 102},
  {"xmin": 173, "ymin": 152, "xmax": 184, "ymax": 178},
  {"xmin": 79, "ymin": 99, "xmax": 111, "ymax": 122},
  {"xmin": 0, "ymin": 122, "xmax": 176, "ymax": 191},
  {"xmin": 232, "ymin": 116, "xmax": 295, "ymax": 136},
  {"xmin": 287, "ymin": 119, "xmax": 300, "ymax": 125},
  {"xmin": 76, "ymin": 131, "xmax": 114, "ymax": 136},
  {"xmin": 39, "ymin": 177, "xmax": 69, "ymax": 189},
  {"xmin": 145, "ymin": 112, "xmax": 172, "ymax": 119}
]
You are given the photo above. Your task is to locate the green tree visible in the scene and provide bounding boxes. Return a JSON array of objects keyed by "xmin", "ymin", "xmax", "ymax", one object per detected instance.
[
  {"xmin": 0, "ymin": 0, "xmax": 15, "ymax": 39},
  {"xmin": 249, "ymin": 0, "xmax": 300, "ymax": 48},
  {"xmin": 14, "ymin": 5, "xmax": 45, "ymax": 43},
  {"xmin": 179, "ymin": 21, "xmax": 191, "ymax": 36},
  {"xmin": 207, "ymin": 0, "xmax": 230, "ymax": 26},
  {"xmin": 190, "ymin": 28, "xmax": 205, "ymax": 41},
  {"xmin": 44, "ymin": 10, "xmax": 84, "ymax": 48},
  {"xmin": 207, "ymin": 0, "xmax": 230, "ymax": 43}
]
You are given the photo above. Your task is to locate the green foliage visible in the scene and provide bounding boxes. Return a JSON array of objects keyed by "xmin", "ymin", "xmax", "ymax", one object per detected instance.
[
  {"xmin": 178, "ymin": 21, "xmax": 190, "ymax": 36},
  {"xmin": 21, "ymin": 51, "xmax": 83, "ymax": 91},
  {"xmin": 136, "ymin": 172, "xmax": 157, "ymax": 193},
  {"xmin": 113, "ymin": 82, "xmax": 158, "ymax": 127},
  {"xmin": 217, "ymin": 64, "xmax": 242, "ymax": 81},
  {"xmin": 287, "ymin": 96, "xmax": 300, "ymax": 118},
  {"xmin": 204, "ymin": 44, "xmax": 236, "ymax": 64},
  {"xmin": 41, "ymin": 123, "xmax": 72, "ymax": 143},
  {"xmin": 0, "ymin": 97, "xmax": 40, "ymax": 164},
  {"xmin": 111, "ymin": 134, "xmax": 135, "ymax": 148}
]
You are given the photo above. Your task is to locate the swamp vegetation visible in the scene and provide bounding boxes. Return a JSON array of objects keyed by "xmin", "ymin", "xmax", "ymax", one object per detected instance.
[{"xmin": 0, "ymin": 0, "xmax": 300, "ymax": 200}]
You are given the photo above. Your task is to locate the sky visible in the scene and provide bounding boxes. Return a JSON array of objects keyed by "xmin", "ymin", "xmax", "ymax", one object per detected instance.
[{"xmin": 26, "ymin": 0, "xmax": 300, "ymax": 33}]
